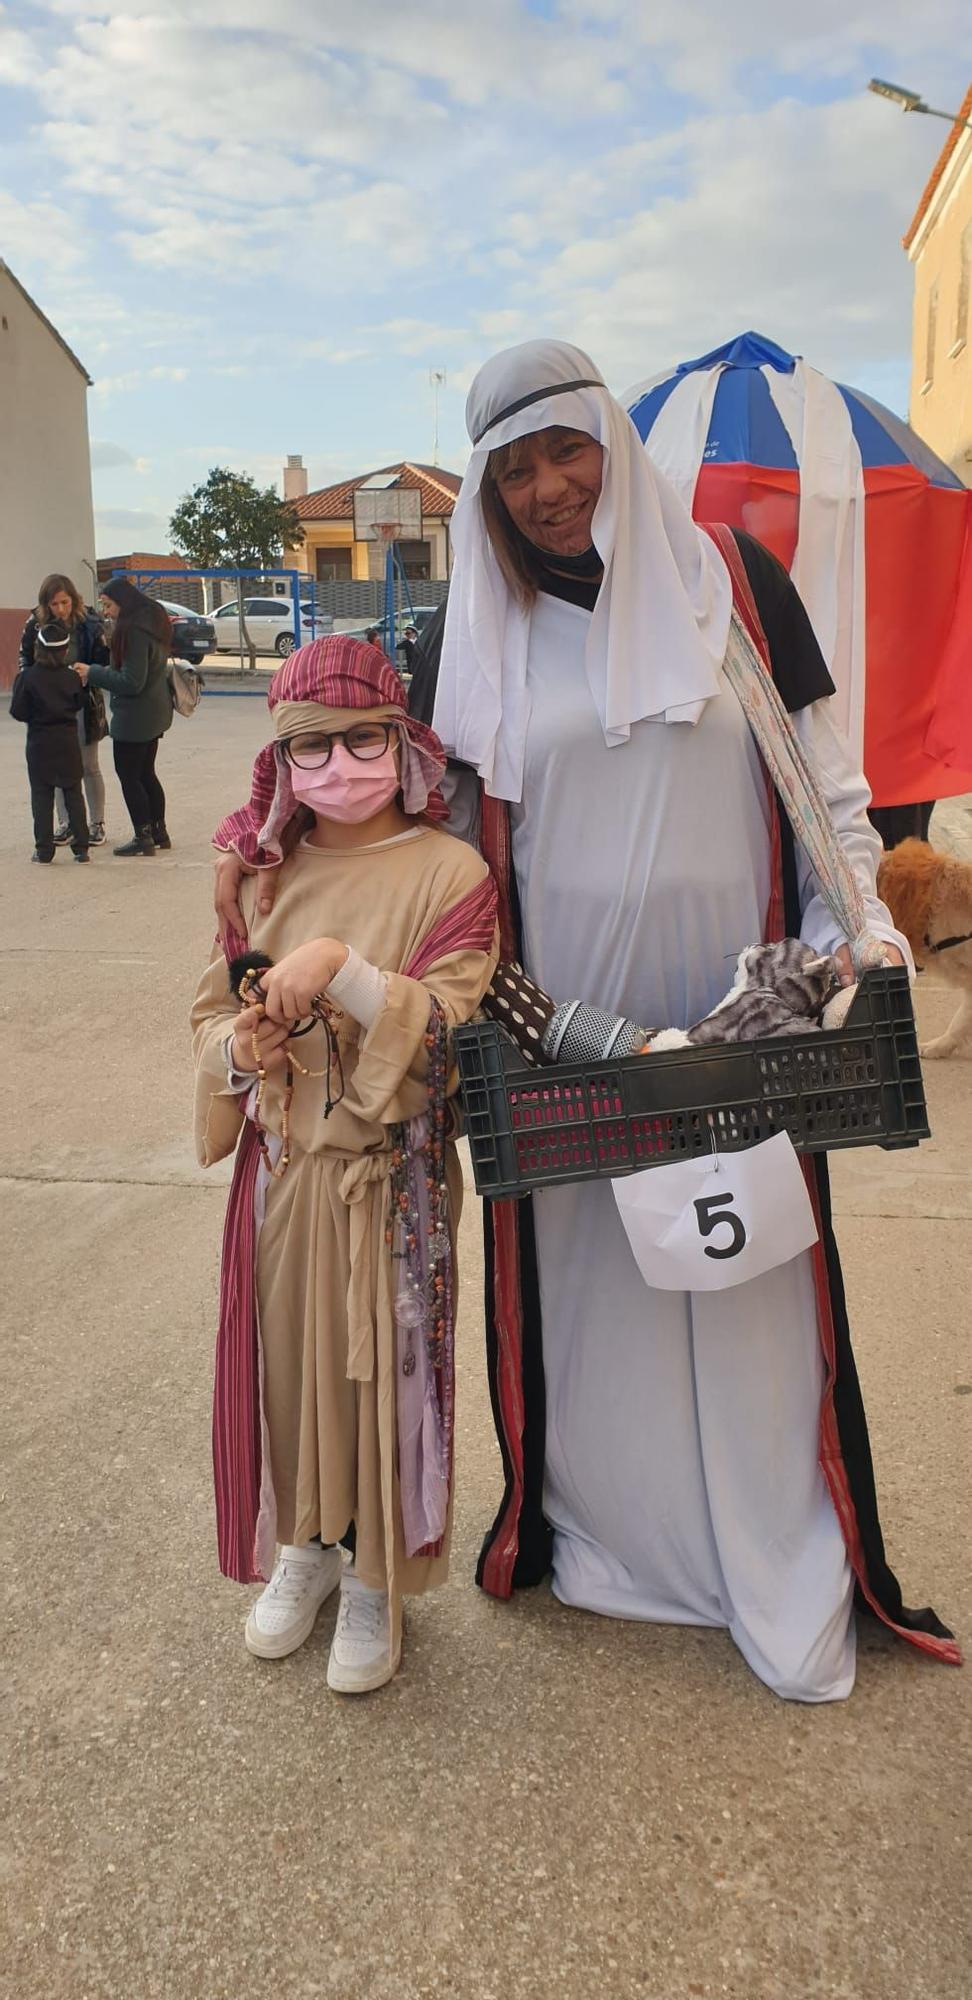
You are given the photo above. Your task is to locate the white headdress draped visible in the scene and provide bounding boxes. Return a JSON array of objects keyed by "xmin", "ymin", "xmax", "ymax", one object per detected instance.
[{"xmin": 433, "ymin": 339, "xmax": 733, "ymax": 803}]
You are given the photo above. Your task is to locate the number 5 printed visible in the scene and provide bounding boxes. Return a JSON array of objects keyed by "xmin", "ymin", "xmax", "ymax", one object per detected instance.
[{"xmin": 693, "ymin": 1190, "xmax": 748, "ymax": 1260}]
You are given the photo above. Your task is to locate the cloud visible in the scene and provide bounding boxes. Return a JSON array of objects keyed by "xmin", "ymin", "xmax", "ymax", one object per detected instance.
[
  {"xmin": 560, "ymin": 0, "xmax": 968, "ymax": 105},
  {"xmin": 95, "ymin": 505, "xmax": 171, "ymax": 543},
  {"xmin": 8, "ymin": 1, "xmax": 638, "ymax": 288},
  {"xmin": 90, "ymin": 441, "xmax": 137, "ymax": 469},
  {"xmin": 92, "ymin": 365, "xmax": 188, "ymax": 401},
  {"xmin": 488, "ymin": 96, "xmax": 937, "ymax": 399},
  {"xmin": 31, "ymin": 0, "xmax": 630, "ymax": 115},
  {"xmin": 297, "ymin": 343, "xmax": 376, "ymax": 364},
  {"xmin": 370, "ymin": 319, "xmax": 471, "ymax": 357},
  {"xmin": 0, "ymin": 189, "xmax": 84, "ymax": 275},
  {"xmin": 10, "ymin": 0, "xmax": 966, "ymax": 527},
  {"xmin": 0, "ymin": 4, "xmax": 38, "ymax": 85}
]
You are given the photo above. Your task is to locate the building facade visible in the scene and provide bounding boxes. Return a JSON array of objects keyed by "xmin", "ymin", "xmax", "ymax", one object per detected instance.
[
  {"xmin": 904, "ymin": 85, "xmax": 972, "ymax": 483},
  {"xmin": 284, "ymin": 458, "xmax": 460, "ymax": 585},
  {"xmin": 0, "ymin": 262, "xmax": 96, "ymax": 684}
]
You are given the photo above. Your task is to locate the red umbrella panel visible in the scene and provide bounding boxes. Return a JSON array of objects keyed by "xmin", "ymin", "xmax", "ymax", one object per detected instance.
[{"xmin": 628, "ymin": 336, "xmax": 972, "ymax": 808}]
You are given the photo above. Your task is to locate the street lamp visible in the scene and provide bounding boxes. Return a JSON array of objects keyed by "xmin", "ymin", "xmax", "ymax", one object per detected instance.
[{"xmin": 868, "ymin": 79, "xmax": 972, "ymax": 132}]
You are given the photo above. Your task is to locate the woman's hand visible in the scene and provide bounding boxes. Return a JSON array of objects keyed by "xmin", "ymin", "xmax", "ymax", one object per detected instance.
[
  {"xmin": 834, "ymin": 941, "xmax": 905, "ymax": 987},
  {"xmin": 73, "ymin": 660, "xmax": 90, "ymax": 684},
  {"xmin": 214, "ymin": 852, "xmax": 281, "ymax": 945},
  {"xmin": 230, "ymin": 1004, "xmax": 291, "ymax": 1074},
  {"xmin": 259, "ymin": 940, "xmax": 350, "ymax": 1024}
]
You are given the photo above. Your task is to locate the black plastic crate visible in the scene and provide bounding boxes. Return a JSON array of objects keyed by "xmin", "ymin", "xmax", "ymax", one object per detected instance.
[{"xmin": 454, "ymin": 967, "xmax": 929, "ymax": 1200}]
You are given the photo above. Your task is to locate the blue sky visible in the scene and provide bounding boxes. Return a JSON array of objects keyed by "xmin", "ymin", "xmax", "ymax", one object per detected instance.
[{"xmin": 1, "ymin": 1, "xmax": 968, "ymax": 553}]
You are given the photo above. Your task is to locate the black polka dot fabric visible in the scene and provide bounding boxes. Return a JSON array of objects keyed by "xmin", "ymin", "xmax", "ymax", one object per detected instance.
[{"xmin": 481, "ymin": 962, "xmax": 557, "ymax": 1066}]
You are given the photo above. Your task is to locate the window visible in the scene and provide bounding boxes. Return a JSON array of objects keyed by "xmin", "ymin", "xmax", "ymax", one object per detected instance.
[
  {"xmin": 954, "ymin": 223, "xmax": 972, "ymax": 354},
  {"xmin": 923, "ymin": 280, "xmax": 939, "ymax": 391},
  {"xmin": 316, "ymin": 548, "xmax": 353, "ymax": 581},
  {"xmin": 247, "ymin": 599, "xmax": 286, "ymax": 616},
  {"xmin": 397, "ymin": 539, "xmax": 432, "ymax": 581}
]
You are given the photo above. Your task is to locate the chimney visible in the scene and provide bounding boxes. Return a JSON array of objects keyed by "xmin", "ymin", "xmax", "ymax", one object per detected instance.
[{"xmin": 284, "ymin": 453, "xmax": 308, "ymax": 501}]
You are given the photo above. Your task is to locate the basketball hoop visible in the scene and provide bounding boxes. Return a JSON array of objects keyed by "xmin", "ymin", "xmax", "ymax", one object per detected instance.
[{"xmin": 352, "ymin": 485, "xmax": 422, "ymax": 545}]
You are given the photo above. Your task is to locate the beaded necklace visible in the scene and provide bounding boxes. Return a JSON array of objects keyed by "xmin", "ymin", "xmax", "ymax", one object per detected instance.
[
  {"xmin": 234, "ymin": 961, "xmax": 345, "ymax": 1179},
  {"xmin": 386, "ymin": 999, "xmax": 454, "ymax": 1408}
]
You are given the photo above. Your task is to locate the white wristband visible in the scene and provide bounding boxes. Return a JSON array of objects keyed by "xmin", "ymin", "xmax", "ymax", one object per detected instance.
[
  {"xmin": 327, "ymin": 947, "xmax": 388, "ymax": 1028},
  {"xmin": 222, "ymin": 1033, "xmax": 255, "ymax": 1093}
]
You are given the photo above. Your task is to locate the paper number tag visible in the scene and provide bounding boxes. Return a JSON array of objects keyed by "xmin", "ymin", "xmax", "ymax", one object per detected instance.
[{"xmin": 611, "ymin": 1131, "xmax": 819, "ymax": 1293}]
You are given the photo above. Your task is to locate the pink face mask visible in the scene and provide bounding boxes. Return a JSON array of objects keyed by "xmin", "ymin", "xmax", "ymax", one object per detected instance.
[{"xmin": 289, "ymin": 742, "xmax": 401, "ymax": 824}]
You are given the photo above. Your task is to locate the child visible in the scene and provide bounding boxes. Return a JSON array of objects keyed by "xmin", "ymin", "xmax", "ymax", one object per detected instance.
[
  {"xmin": 9, "ymin": 619, "xmax": 90, "ymax": 862},
  {"xmin": 192, "ymin": 636, "xmax": 498, "ymax": 1693}
]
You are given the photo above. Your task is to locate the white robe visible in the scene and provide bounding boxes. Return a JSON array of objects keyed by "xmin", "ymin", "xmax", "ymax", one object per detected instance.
[{"xmin": 510, "ymin": 594, "xmax": 906, "ymax": 1702}]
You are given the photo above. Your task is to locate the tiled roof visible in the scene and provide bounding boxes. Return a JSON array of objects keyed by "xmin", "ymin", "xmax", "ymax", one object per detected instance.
[
  {"xmin": 293, "ymin": 460, "xmax": 462, "ymax": 523},
  {"xmin": 98, "ymin": 551, "xmax": 186, "ymax": 570},
  {"xmin": 903, "ymin": 84, "xmax": 972, "ymax": 251}
]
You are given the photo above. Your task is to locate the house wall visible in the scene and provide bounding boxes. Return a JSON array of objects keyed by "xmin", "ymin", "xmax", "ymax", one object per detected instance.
[
  {"xmin": 0, "ymin": 268, "xmax": 97, "ymax": 683},
  {"xmin": 289, "ymin": 523, "xmax": 372, "ymax": 582},
  {"xmin": 428, "ymin": 520, "xmax": 450, "ymax": 579},
  {"xmin": 908, "ymin": 136, "xmax": 972, "ymax": 483},
  {"xmin": 293, "ymin": 512, "xmax": 452, "ymax": 587}
]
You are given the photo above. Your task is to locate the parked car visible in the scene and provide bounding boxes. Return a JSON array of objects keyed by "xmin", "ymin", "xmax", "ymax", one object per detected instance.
[
  {"xmin": 395, "ymin": 604, "xmax": 443, "ymax": 673},
  {"xmin": 401, "ymin": 605, "xmax": 441, "ymax": 636},
  {"xmin": 210, "ymin": 596, "xmax": 327, "ymax": 656},
  {"xmin": 156, "ymin": 598, "xmax": 216, "ymax": 665}
]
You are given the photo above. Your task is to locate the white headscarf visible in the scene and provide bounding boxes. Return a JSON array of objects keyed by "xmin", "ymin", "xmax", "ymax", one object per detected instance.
[{"xmin": 433, "ymin": 339, "xmax": 733, "ymax": 803}]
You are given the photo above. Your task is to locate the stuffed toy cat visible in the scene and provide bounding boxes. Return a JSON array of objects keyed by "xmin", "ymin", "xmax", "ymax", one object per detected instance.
[{"xmin": 649, "ymin": 939, "xmax": 842, "ymax": 1051}]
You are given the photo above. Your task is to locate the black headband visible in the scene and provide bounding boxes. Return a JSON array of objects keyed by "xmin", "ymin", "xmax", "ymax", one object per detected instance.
[{"xmin": 473, "ymin": 377, "xmax": 602, "ymax": 445}]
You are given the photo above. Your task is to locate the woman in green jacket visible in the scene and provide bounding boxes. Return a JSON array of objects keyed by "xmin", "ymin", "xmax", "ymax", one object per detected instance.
[{"xmin": 79, "ymin": 579, "xmax": 174, "ymax": 857}]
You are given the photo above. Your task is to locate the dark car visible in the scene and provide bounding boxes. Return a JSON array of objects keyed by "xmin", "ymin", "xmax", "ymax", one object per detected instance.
[{"xmin": 157, "ymin": 599, "xmax": 216, "ymax": 665}]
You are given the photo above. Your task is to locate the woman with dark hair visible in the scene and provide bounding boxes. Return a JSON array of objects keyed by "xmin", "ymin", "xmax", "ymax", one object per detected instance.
[
  {"xmin": 76, "ymin": 578, "xmax": 174, "ymax": 857},
  {"xmin": 18, "ymin": 574, "xmax": 110, "ymax": 844}
]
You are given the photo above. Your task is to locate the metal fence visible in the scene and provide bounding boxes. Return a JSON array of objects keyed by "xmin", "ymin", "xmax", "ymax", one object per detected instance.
[
  {"xmin": 314, "ymin": 578, "xmax": 450, "ymax": 620},
  {"xmin": 138, "ymin": 575, "xmax": 449, "ymax": 622}
]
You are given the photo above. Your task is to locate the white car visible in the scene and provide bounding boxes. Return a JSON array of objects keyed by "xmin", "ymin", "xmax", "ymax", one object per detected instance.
[{"xmin": 211, "ymin": 596, "xmax": 308, "ymax": 656}]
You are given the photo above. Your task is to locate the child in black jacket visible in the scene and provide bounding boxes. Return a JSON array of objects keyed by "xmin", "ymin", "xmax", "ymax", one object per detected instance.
[{"xmin": 10, "ymin": 621, "xmax": 90, "ymax": 861}]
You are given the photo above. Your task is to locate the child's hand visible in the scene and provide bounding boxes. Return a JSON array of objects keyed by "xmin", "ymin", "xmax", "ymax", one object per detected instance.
[
  {"xmin": 259, "ymin": 940, "xmax": 350, "ymax": 1024},
  {"xmin": 231, "ymin": 1004, "xmax": 290, "ymax": 1073}
]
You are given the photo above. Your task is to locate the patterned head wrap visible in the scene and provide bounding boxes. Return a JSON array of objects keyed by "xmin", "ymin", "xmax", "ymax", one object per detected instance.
[{"xmin": 219, "ymin": 634, "xmax": 448, "ymax": 866}]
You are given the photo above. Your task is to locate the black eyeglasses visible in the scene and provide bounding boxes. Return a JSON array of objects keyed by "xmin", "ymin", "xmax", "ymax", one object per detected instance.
[{"xmin": 283, "ymin": 723, "xmax": 398, "ymax": 770}]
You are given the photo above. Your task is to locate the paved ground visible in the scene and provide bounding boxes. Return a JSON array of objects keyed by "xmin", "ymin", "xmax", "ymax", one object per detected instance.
[{"xmin": 3, "ymin": 695, "xmax": 970, "ymax": 2000}]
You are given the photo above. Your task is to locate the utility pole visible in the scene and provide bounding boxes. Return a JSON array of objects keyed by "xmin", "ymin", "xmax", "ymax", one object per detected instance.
[{"xmin": 430, "ymin": 369, "xmax": 446, "ymax": 466}]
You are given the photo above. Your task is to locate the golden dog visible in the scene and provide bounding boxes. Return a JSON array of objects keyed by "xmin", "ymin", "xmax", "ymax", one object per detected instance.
[{"xmin": 877, "ymin": 838, "xmax": 972, "ymax": 1058}]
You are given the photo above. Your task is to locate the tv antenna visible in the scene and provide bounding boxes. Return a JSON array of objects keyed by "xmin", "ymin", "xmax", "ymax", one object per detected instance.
[{"xmin": 430, "ymin": 369, "xmax": 446, "ymax": 465}]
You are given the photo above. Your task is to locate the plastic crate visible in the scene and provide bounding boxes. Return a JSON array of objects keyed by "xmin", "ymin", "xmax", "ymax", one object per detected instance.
[{"xmin": 454, "ymin": 966, "xmax": 929, "ymax": 1200}]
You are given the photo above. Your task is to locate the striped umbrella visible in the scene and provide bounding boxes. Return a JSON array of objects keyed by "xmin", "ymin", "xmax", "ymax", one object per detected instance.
[{"xmin": 625, "ymin": 332, "xmax": 972, "ymax": 807}]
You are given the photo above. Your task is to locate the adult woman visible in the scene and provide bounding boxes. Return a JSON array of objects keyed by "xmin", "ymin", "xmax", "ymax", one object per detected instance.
[
  {"xmin": 78, "ymin": 579, "xmax": 173, "ymax": 857},
  {"xmin": 215, "ymin": 341, "xmax": 958, "ymax": 1699},
  {"xmin": 18, "ymin": 575, "xmax": 110, "ymax": 844}
]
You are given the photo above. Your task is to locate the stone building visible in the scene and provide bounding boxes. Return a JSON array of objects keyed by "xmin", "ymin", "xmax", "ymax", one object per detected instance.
[
  {"xmin": 904, "ymin": 84, "xmax": 972, "ymax": 483},
  {"xmin": 0, "ymin": 261, "xmax": 96, "ymax": 685}
]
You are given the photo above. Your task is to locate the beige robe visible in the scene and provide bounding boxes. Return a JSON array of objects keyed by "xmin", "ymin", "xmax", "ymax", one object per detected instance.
[{"xmin": 192, "ymin": 828, "xmax": 498, "ymax": 1645}]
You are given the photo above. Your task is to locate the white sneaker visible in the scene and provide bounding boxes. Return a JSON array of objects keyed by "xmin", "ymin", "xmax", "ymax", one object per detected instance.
[
  {"xmin": 326, "ymin": 1571, "xmax": 399, "ymax": 1693},
  {"xmin": 244, "ymin": 1543, "xmax": 343, "ymax": 1659}
]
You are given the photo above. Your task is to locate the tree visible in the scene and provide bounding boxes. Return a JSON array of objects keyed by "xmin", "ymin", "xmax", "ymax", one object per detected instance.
[
  {"xmin": 169, "ymin": 467, "xmax": 304, "ymax": 569},
  {"xmin": 169, "ymin": 467, "xmax": 305, "ymax": 670}
]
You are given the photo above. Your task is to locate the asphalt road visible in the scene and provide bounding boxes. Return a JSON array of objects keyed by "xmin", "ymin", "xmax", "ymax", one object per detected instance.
[{"xmin": 3, "ymin": 694, "xmax": 970, "ymax": 2000}]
